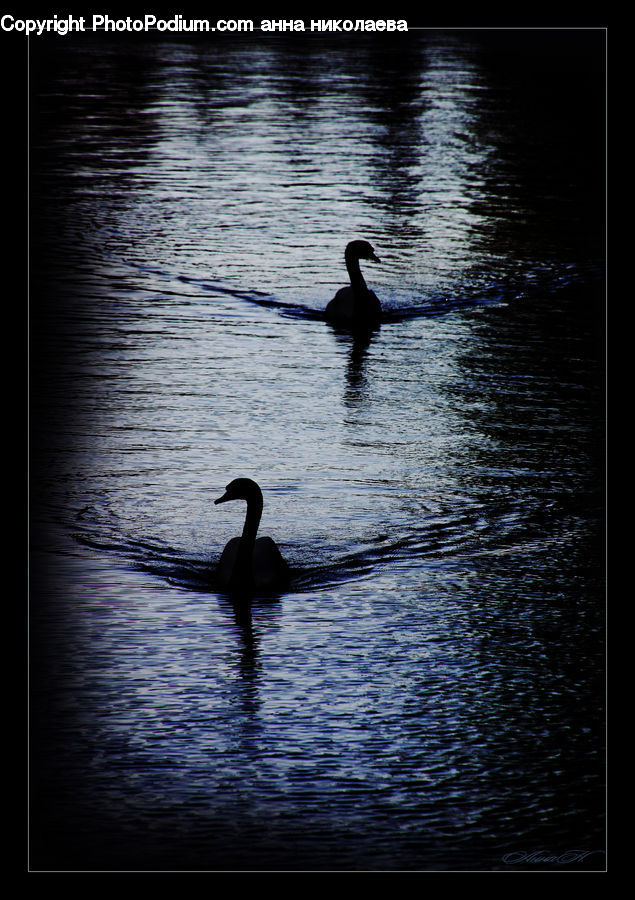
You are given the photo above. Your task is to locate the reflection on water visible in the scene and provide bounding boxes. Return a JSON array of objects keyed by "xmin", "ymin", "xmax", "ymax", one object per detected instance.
[{"xmin": 29, "ymin": 29, "xmax": 605, "ymax": 871}]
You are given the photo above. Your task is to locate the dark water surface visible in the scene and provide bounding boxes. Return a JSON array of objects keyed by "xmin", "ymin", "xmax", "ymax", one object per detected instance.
[{"xmin": 28, "ymin": 29, "xmax": 605, "ymax": 871}]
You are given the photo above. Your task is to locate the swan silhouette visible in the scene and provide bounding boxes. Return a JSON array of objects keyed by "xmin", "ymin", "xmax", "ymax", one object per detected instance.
[
  {"xmin": 325, "ymin": 240, "xmax": 381, "ymax": 327},
  {"xmin": 215, "ymin": 478, "xmax": 290, "ymax": 593}
]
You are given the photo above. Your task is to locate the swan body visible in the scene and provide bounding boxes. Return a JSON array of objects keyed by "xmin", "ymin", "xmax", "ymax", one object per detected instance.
[
  {"xmin": 215, "ymin": 478, "xmax": 289, "ymax": 593},
  {"xmin": 325, "ymin": 240, "xmax": 381, "ymax": 327}
]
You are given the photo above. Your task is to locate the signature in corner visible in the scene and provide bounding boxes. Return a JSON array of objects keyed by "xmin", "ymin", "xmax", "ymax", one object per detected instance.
[{"xmin": 502, "ymin": 849, "xmax": 604, "ymax": 865}]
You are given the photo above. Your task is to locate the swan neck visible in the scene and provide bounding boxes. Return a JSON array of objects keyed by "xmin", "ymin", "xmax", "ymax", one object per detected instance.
[
  {"xmin": 345, "ymin": 248, "xmax": 368, "ymax": 294},
  {"xmin": 229, "ymin": 494, "xmax": 262, "ymax": 587},
  {"xmin": 241, "ymin": 493, "xmax": 263, "ymax": 544}
]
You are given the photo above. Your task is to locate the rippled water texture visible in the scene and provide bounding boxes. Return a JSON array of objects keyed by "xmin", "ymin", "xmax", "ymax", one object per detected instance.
[{"xmin": 28, "ymin": 29, "xmax": 605, "ymax": 871}]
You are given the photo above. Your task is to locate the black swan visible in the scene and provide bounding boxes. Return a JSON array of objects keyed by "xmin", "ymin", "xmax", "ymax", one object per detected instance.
[
  {"xmin": 215, "ymin": 478, "xmax": 290, "ymax": 592},
  {"xmin": 325, "ymin": 240, "xmax": 381, "ymax": 327}
]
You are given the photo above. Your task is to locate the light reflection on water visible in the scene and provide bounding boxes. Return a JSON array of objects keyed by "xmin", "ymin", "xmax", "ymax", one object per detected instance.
[{"xmin": 30, "ymin": 30, "xmax": 605, "ymax": 870}]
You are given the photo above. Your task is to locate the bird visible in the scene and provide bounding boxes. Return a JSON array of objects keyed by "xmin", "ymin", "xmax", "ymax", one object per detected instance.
[
  {"xmin": 214, "ymin": 478, "xmax": 290, "ymax": 593},
  {"xmin": 325, "ymin": 240, "xmax": 381, "ymax": 328}
]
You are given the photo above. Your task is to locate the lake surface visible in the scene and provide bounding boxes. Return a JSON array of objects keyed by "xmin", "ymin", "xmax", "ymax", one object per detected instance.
[{"xmin": 28, "ymin": 28, "xmax": 605, "ymax": 871}]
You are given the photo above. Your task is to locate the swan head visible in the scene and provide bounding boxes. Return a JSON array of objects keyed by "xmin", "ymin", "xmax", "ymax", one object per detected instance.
[
  {"xmin": 346, "ymin": 240, "xmax": 380, "ymax": 264},
  {"xmin": 215, "ymin": 477, "xmax": 262, "ymax": 505}
]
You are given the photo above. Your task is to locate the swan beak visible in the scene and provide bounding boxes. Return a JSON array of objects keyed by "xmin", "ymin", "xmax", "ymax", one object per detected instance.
[
  {"xmin": 215, "ymin": 492, "xmax": 230, "ymax": 505},
  {"xmin": 371, "ymin": 252, "xmax": 380, "ymax": 263}
]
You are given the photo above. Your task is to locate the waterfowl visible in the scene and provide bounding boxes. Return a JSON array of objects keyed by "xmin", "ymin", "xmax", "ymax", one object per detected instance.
[
  {"xmin": 214, "ymin": 478, "xmax": 290, "ymax": 593},
  {"xmin": 325, "ymin": 240, "xmax": 381, "ymax": 327}
]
